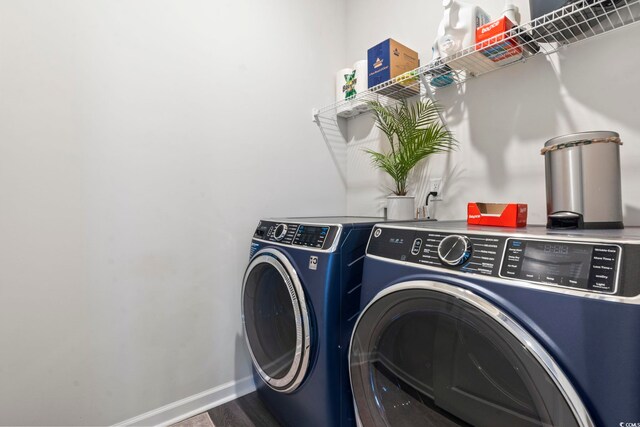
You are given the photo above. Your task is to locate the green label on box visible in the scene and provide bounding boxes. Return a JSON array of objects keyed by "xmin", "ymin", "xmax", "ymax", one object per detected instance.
[{"xmin": 342, "ymin": 70, "xmax": 357, "ymax": 99}]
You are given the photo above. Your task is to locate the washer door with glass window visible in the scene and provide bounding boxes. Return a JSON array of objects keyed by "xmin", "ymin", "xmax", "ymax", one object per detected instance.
[
  {"xmin": 349, "ymin": 281, "xmax": 594, "ymax": 427},
  {"xmin": 242, "ymin": 248, "xmax": 311, "ymax": 393}
]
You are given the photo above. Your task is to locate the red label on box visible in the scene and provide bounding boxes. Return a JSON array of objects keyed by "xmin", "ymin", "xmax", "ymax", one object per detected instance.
[
  {"xmin": 467, "ymin": 202, "xmax": 528, "ymax": 227},
  {"xmin": 476, "ymin": 17, "xmax": 522, "ymax": 62}
]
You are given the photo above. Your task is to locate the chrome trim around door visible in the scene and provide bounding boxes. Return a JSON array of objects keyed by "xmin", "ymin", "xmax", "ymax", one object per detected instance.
[
  {"xmin": 241, "ymin": 248, "xmax": 311, "ymax": 393},
  {"xmin": 348, "ymin": 281, "xmax": 595, "ymax": 427}
]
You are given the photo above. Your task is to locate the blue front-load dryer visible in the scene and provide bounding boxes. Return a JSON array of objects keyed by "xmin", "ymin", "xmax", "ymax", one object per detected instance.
[
  {"xmin": 349, "ymin": 221, "xmax": 640, "ymax": 427},
  {"xmin": 242, "ymin": 216, "xmax": 381, "ymax": 427}
]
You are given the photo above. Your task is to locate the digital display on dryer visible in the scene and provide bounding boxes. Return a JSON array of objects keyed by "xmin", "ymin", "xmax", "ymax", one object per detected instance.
[
  {"xmin": 520, "ymin": 241, "xmax": 592, "ymax": 285},
  {"xmin": 501, "ymin": 239, "xmax": 619, "ymax": 293},
  {"xmin": 293, "ymin": 225, "xmax": 329, "ymax": 248}
]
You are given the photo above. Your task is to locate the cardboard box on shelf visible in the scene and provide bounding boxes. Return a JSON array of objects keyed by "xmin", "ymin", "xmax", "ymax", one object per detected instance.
[
  {"xmin": 476, "ymin": 16, "xmax": 523, "ymax": 63},
  {"xmin": 467, "ymin": 202, "xmax": 528, "ymax": 227},
  {"xmin": 367, "ymin": 39, "xmax": 420, "ymax": 100}
]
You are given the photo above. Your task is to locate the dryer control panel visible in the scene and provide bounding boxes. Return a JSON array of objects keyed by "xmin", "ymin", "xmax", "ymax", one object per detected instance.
[
  {"xmin": 367, "ymin": 226, "xmax": 630, "ymax": 296},
  {"xmin": 499, "ymin": 238, "xmax": 619, "ymax": 293},
  {"xmin": 253, "ymin": 220, "xmax": 340, "ymax": 250}
]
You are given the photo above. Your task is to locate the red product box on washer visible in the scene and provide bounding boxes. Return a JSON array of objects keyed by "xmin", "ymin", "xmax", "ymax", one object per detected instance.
[{"xmin": 467, "ymin": 202, "xmax": 528, "ymax": 227}]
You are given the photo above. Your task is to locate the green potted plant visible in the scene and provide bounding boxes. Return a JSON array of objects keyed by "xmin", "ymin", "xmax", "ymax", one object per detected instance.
[{"xmin": 365, "ymin": 98, "xmax": 455, "ymax": 220}]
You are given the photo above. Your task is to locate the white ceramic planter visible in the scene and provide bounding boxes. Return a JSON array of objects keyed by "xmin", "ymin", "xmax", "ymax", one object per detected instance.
[{"xmin": 387, "ymin": 195, "xmax": 415, "ymax": 220}]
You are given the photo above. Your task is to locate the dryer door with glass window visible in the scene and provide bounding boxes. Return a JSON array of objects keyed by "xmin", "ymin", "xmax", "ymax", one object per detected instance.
[
  {"xmin": 242, "ymin": 249, "xmax": 311, "ymax": 393},
  {"xmin": 349, "ymin": 281, "xmax": 593, "ymax": 427}
]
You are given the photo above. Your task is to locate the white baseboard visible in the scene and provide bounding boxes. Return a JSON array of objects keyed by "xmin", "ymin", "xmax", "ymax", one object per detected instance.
[{"xmin": 113, "ymin": 376, "xmax": 256, "ymax": 427}]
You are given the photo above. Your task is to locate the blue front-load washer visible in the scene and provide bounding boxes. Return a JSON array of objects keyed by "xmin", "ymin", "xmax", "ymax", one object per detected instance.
[
  {"xmin": 242, "ymin": 216, "xmax": 381, "ymax": 427},
  {"xmin": 349, "ymin": 221, "xmax": 640, "ymax": 427}
]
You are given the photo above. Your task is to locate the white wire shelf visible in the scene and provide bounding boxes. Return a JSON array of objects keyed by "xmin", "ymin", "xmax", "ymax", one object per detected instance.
[{"xmin": 314, "ymin": 0, "xmax": 640, "ymax": 122}]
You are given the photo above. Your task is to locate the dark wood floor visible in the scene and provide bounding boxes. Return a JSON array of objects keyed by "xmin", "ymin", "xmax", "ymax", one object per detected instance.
[{"xmin": 207, "ymin": 392, "xmax": 281, "ymax": 427}]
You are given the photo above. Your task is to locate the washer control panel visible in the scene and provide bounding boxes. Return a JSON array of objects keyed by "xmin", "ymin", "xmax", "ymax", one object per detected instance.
[
  {"xmin": 367, "ymin": 226, "xmax": 624, "ymax": 295},
  {"xmin": 254, "ymin": 220, "xmax": 339, "ymax": 250}
]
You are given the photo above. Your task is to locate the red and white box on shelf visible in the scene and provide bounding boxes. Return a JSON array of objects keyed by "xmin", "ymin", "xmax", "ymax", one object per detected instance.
[
  {"xmin": 467, "ymin": 202, "xmax": 528, "ymax": 228},
  {"xmin": 475, "ymin": 16, "xmax": 522, "ymax": 62}
]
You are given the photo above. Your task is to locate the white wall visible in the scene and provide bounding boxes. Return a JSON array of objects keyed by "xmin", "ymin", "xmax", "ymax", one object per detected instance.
[
  {"xmin": 3, "ymin": 1, "xmax": 638, "ymax": 424},
  {"xmin": 0, "ymin": 1, "xmax": 346, "ymax": 425},
  {"xmin": 344, "ymin": 0, "xmax": 640, "ymax": 226}
]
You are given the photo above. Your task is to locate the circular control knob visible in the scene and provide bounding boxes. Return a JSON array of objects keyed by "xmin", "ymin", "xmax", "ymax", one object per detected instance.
[
  {"xmin": 273, "ymin": 224, "xmax": 288, "ymax": 241},
  {"xmin": 437, "ymin": 235, "xmax": 472, "ymax": 266}
]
